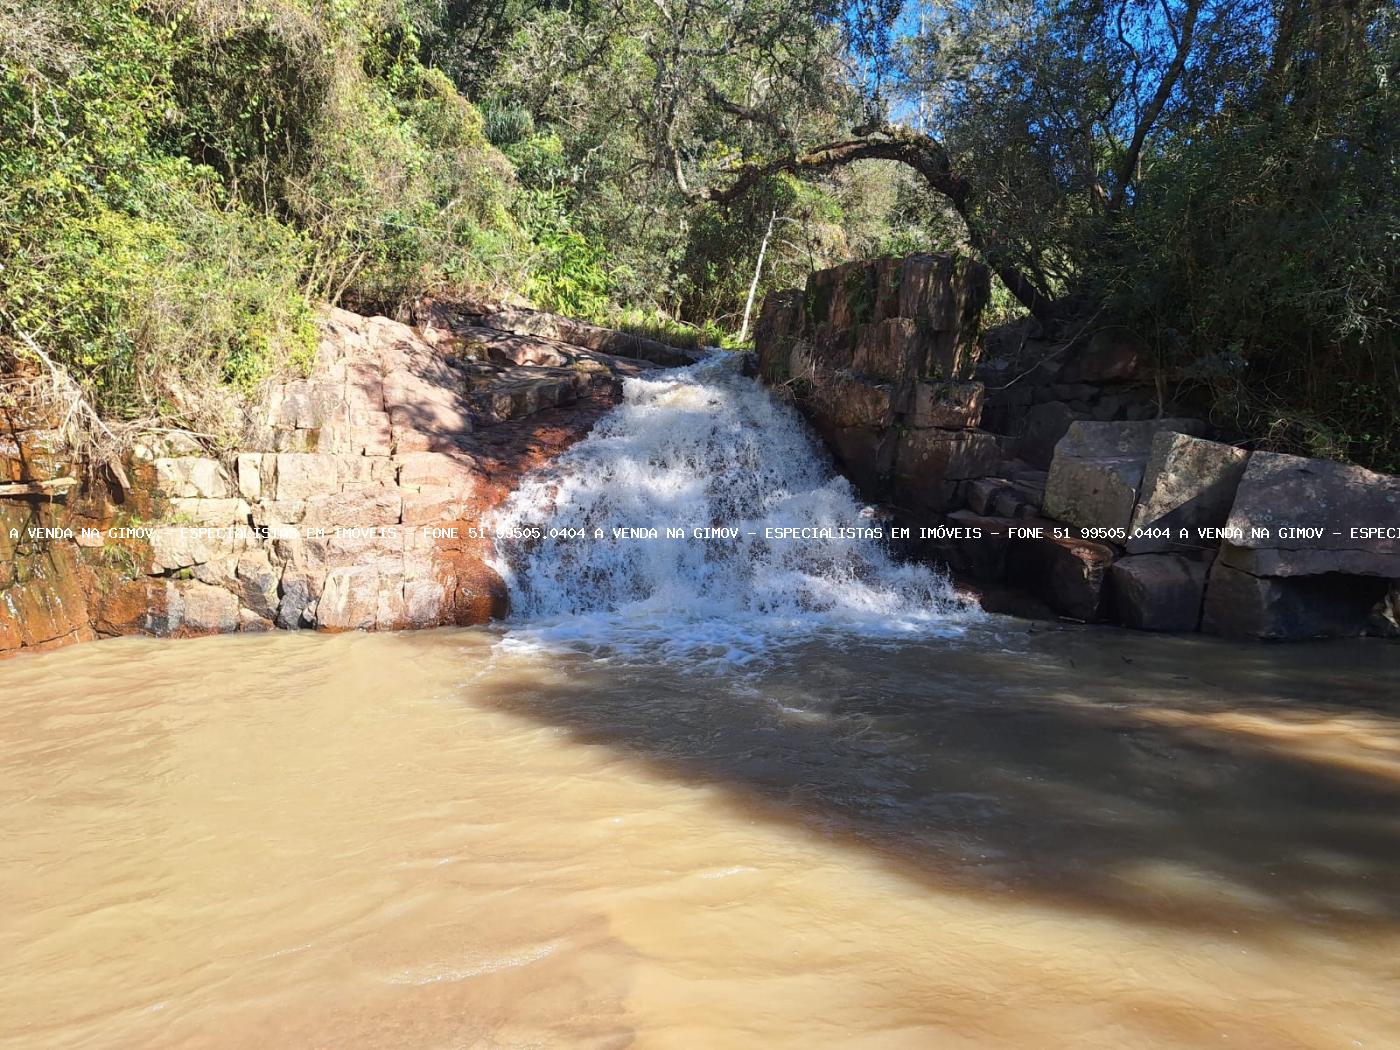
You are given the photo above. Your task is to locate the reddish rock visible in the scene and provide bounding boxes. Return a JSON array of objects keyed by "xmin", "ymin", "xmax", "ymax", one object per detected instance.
[
  {"xmin": 1, "ymin": 303, "xmax": 640, "ymax": 654},
  {"xmin": 813, "ymin": 374, "xmax": 896, "ymax": 429},
  {"xmin": 852, "ymin": 318, "xmax": 924, "ymax": 382},
  {"xmin": 89, "ymin": 577, "xmax": 167, "ymax": 637}
]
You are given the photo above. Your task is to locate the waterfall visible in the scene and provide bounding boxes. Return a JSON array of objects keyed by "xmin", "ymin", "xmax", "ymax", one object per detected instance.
[{"xmin": 488, "ymin": 352, "xmax": 979, "ymax": 663}]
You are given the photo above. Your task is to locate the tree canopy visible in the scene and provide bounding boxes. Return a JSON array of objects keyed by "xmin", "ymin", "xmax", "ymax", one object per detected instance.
[{"xmin": 1, "ymin": 0, "xmax": 1395, "ymax": 465}]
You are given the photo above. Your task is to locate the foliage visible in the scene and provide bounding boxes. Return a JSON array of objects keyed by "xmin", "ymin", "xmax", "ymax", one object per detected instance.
[
  {"xmin": 476, "ymin": 0, "xmax": 912, "ymax": 330},
  {"xmin": 894, "ymin": 0, "xmax": 1399, "ymax": 468},
  {"xmin": 0, "ymin": 0, "xmax": 525, "ymax": 442},
  {"xmin": 516, "ymin": 187, "xmax": 614, "ymax": 318}
]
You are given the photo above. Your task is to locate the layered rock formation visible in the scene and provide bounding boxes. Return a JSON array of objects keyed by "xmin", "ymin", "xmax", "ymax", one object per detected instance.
[
  {"xmin": 2, "ymin": 304, "xmax": 693, "ymax": 659},
  {"xmin": 756, "ymin": 255, "xmax": 1399, "ymax": 640}
]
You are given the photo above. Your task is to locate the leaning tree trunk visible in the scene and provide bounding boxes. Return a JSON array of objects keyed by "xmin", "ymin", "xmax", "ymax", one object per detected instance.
[{"xmin": 738, "ymin": 209, "xmax": 777, "ymax": 344}]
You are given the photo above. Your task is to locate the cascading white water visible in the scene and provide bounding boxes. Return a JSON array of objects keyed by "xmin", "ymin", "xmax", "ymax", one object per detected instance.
[{"xmin": 488, "ymin": 352, "xmax": 980, "ymax": 663}]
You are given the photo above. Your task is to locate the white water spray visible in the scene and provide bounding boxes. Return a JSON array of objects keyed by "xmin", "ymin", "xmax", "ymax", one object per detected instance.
[{"xmin": 488, "ymin": 353, "xmax": 979, "ymax": 663}]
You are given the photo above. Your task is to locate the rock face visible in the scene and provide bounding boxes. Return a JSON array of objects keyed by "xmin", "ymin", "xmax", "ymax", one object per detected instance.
[
  {"xmin": 429, "ymin": 301, "xmax": 700, "ymax": 369},
  {"xmin": 1202, "ymin": 563, "xmax": 1389, "ymax": 640},
  {"xmin": 2, "ymin": 303, "xmax": 685, "ymax": 658},
  {"xmin": 1043, "ymin": 419, "xmax": 1206, "ymax": 530},
  {"xmin": 1110, "ymin": 553, "xmax": 1212, "ymax": 632},
  {"xmin": 1127, "ymin": 433, "xmax": 1250, "ymax": 553},
  {"xmin": 755, "ymin": 253, "xmax": 995, "ymax": 502},
  {"xmin": 0, "ymin": 391, "xmax": 93, "ymax": 655},
  {"xmin": 1006, "ymin": 534, "xmax": 1118, "ymax": 622},
  {"xmin": 757, "ymin": 261, "xmax": 1399, "ymax": 641},
  {"xmin": 1220, "ymin": 452, "xmax": 1400, "ymax": 578}
]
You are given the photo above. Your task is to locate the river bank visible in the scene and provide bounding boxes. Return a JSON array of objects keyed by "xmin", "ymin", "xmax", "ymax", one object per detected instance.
[
  {"xmin": 753, "ymin": 254, "xmax": 1400, "ymax": 640},
  {"xmin": 1, "ymin": 303, "xmax": 695, "ymax": 659}
]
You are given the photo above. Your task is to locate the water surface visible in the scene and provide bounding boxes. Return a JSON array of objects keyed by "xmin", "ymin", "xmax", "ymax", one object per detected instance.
[{"xmin": 3, "ymin": 626, "xmax": 1397, "ymax": 1049}]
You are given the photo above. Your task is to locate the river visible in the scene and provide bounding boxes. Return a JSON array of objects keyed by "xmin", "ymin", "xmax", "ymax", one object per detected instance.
[{"xmin": 2, "ymin": 356, "xmax": 1397, "ymax": 1048}]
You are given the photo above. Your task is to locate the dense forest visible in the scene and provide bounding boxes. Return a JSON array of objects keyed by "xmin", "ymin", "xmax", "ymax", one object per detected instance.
[{"xmin": 1, "ymin": 0, "xmax": 1396, "ymax": 467}]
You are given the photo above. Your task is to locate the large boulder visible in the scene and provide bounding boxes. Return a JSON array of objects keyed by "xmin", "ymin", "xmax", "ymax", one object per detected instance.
[
  {"xmin": 1043, "ymin": 418, "xmax": 1205, "ymax": 529},
  {"xmin": 1110, "ymin": 553, "xmax": 1211, "ymax": 632},
  {"xmin": 1054, "ymin": 418, "xmax": 1207, "ymax": 459},
  {"xmin": 1126, "ymin": 433, "xmax": 1250, "ymax": 553},
  {"xmin": 938, "ymin": 510, "xmax": 1015, "ymax": 580},
  {"xmin": 1041, "ymin": 456, "xmax": 1145, "ymax": 531},
  {"xmin": 1201, "ymin": 562, "xmax": 1388, "ymax": 640},
  {"xmin": 1006, "ymin": 534, "xmax": 1117, "ymax": 621},
  {"xmin": 1220, "ymin": 451, "xmax": 1400, "ymax": 578}
]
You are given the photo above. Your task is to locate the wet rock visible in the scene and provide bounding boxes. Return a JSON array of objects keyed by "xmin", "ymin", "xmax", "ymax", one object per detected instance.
[
  {"xmin": 1110, "ymin": 553, "xmax": 1211, "ymax": 632},
  {"xmin": 818, "ymin": 424, "xmax": 898, "ymax": 497},
  {"xmin": 0, "ymin": 428, "xmax": 71, "ymax": 482},
  {"xmin": 1201, "ymin": 562, "xmax": 1388, "ymax": 640},
  {"xmin": 0, "ymin": 543, "xmax": 93, "ymax": 648},
  {"xmin": 939, "ymin": 510, "xmax": 1015, "ymax": 580},
  {"xmin": 1221, "ymin": 451, "xmax": 1400, "ymax": 578},
  {"xmin": 1006, "ymin": 534, "xmax": 1117, "ymax": 621},
  {"xmin": 1369, "ymin": 583, "xmax": 1400, "ymax": 638}
]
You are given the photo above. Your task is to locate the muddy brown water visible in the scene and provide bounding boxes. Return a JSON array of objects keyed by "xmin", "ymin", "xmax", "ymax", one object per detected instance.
[{"xmin": 2, "ymin": 625, "xmax": 1398, "ymax": 1049}]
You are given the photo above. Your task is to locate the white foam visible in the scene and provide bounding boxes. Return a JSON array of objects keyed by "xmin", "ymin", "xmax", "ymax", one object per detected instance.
[{"xmin": 488, "ymin": 352, "xmax": 980, "ymax": 665}]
